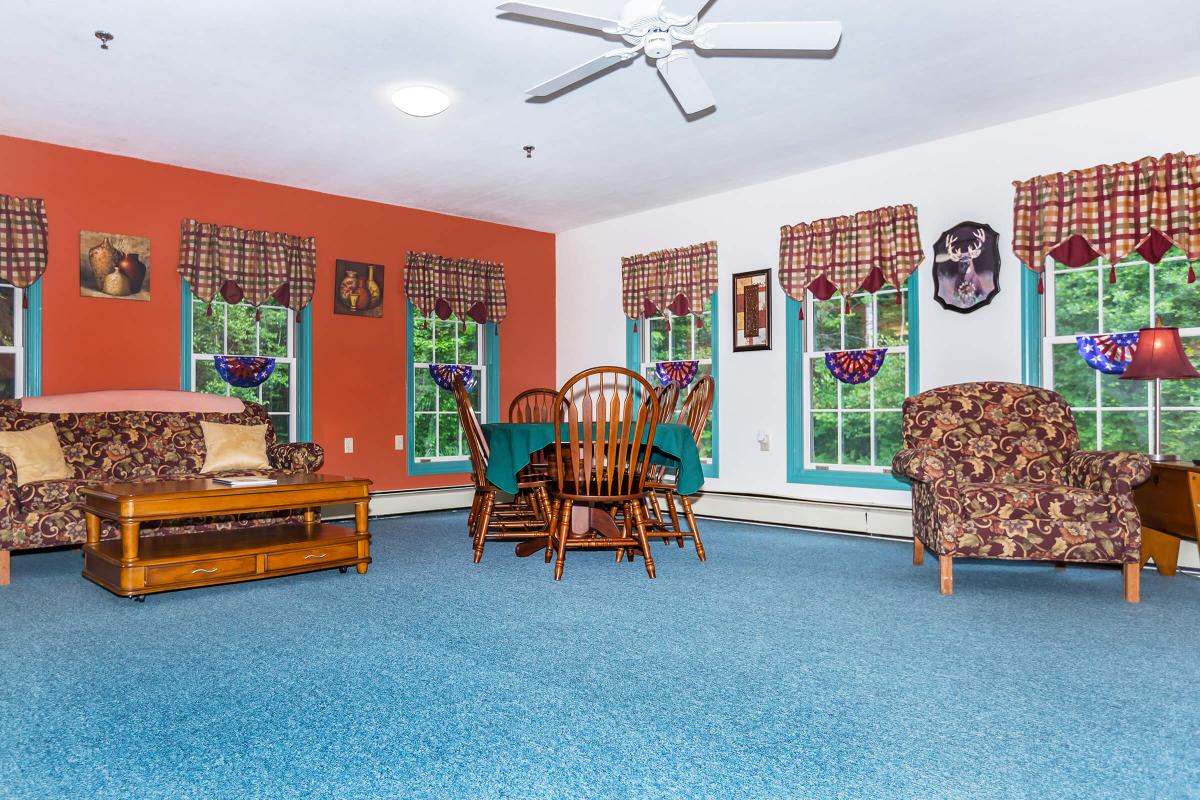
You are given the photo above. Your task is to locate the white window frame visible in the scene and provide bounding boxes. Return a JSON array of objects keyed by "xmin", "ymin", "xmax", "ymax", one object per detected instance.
[
  {"xmin": 802, "ymin": 286, "xmax": 908, "ymax": 473},
  {"xmin": 411, "ymin": 311, "xmax": 487, "ymax": 463},
  {"xmin": 0, "ymin": 283, "xmax": 23, "ymax": 399},
  {"xmin": 1042, "ymin": 253, "xmax": 1200, "ymax": 453},
  {"xmin": 640, "ymin": 304, "xmax": 714, "ymax": 463},
  {"xmin": 190, "ymin": 298, "xmax": 297, "ymax": 441}
]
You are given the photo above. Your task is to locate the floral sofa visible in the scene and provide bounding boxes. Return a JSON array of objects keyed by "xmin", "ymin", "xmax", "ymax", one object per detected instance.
[
  {"xmin": 0, "ymin": 397, "xmax": 323, "ymax": 583},
  {"xmin": 891, "ymin": 382, "xmax": 1151, "ymax": 601}
]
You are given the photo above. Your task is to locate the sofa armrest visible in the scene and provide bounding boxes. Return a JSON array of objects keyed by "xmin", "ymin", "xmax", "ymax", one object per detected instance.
[
  {"xmin": 268, "ymin": 442, "xmax": 325, "ymax": 473},
  {"xmin": 0, "ymin": 452, "xmax": 20, "ymax": 526},
  {"xmin": 892, "ymin": 447, "xmax": 957, "ymax": 484},
  {"xmin": 1066, "ymin": 450, "xmax": 1152, "ymax": 495}
]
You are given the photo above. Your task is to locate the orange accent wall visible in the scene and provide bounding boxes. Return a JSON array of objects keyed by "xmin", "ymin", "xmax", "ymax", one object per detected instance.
[{"xmin": 0, "ymin": 135, "xmax": 556, "ymax": 491}]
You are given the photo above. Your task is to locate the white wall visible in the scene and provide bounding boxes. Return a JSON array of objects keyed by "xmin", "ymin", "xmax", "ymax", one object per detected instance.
[{"xmin": 556, "ymin": 75, "xmax": 1200, "ymax": 568}]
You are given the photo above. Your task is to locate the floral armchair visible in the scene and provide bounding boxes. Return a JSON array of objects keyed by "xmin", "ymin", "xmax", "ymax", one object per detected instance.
[{"xmin": 891, "ymin": 382, "xmax": 1151, "ymax": 602}]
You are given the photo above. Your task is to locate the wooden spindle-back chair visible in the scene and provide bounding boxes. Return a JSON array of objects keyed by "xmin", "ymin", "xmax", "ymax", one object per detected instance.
[
  {"xmin": 642, "ymin": 375, "xmax": 714, "ymax": 561},
  {"xmin": 508, "ymin": 388, "xmax": 558, "ymax": 423},
  {"xmin": 453, "ymin": 376, "xmax": 551, "ymax": 563},
  {"xmin": 653, "ymin": 383, "xmax": 680, "ymax": 425},
  {"xmin": 547, "ymin": 367, "xmax": 661, "ymax": 580}
]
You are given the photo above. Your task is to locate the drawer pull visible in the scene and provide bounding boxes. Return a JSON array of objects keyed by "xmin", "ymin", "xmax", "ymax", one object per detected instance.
[
  {"xmin": 304, "ymin": 553, "xmax": 327, "ymax": 560},
  {"xmin": 191, "ymin": 567, "xmax": 219, "ymax": 574}
]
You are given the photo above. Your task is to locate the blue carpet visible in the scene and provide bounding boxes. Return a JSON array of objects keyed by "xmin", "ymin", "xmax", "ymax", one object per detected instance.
[{"xmin": 1, "ymin": 512, "xmax": 1198, "ymax": 799}]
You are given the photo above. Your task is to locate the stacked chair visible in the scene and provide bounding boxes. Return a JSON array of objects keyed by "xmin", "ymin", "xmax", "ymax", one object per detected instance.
[
  {"xmin": 641, "ymin": 375, "xmax": 714, "ymax": 561},
  {"xmin": 546, "ymin": 367, "xmax": 662, "ymax": 580},
  {"xmin": 453, "ymin": 376, "xmax": 552, "ymax": 563}
]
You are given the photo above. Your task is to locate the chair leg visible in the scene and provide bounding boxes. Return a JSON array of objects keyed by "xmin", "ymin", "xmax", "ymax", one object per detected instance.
[
  {"xmin": 663, "ymin": 489, "xmax": 683, "ymax": 539},
  {"xmin": 545, "ymin": 499, "xmax": 562, "ymax": 564},
  {"xmin": 554, "ymin": 500, "xmax": 573, "ymax": 581},
  {"xmin": 912, "ymin": 536, "xmax": 924, "ymax": 566},
  {"xmin": 1123, "ymin": 563, "xmax": 1140, "ymax": 604},
  {"xmin": 631, "ymin": 503, "xmax": 656, "ymax": 579},
  {"xmin": 938, "ymin": 555, "xmax": 953, "ymax": 595},
  {"xmin": 467, "ymin": 491, "xmax": 481, "ymax": 536},
  {"xmin": 680, "ymin": 496, "xmax": 705, "ymax": 561},
  {"xmin": 473, "ymin": 492, "xmax": 494, "ymax": 564},
  {"xmin": 0, "ymin": 550, "xmax": 9, "ymax": 586}
]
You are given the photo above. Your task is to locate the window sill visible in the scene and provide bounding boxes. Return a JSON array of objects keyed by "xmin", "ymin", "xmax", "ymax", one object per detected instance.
[
  {"xmin": 786, "ymin": 468, "xmax": 908, "ymax": 491},
  {"xmin": 408, "ymin": 458, "xmax": 472, "ymax": 476}
]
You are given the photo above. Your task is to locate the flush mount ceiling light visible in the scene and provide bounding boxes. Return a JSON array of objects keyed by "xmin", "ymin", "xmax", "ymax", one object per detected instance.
[{"xmin": 391, "ymin": 86, "xmax": 451, "ymax": 117}]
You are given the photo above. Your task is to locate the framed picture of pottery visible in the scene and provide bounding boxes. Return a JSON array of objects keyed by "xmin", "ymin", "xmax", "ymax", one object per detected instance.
[
  {"xmin": 732, "ymin": 269, "xmax": 771, "ymax": 352},
  {"xmin": 932, "ymin": 221, "xmax": 1001, "ymax": 313},
  {"xmin": 334, "ymin": 259, "xmax": 384, "ymax": 318},
  {"xmin": 79, "ymin": 231, "xmax": 150, "ymax": 301}
]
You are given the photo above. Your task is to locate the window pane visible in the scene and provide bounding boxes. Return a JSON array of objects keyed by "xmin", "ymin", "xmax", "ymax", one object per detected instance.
[
  {"xmin": 1162, "ymin": 411, "xmax": 1200, "ymax": 459},
  {"xmin": 192, "ymin": 298, "xmax": 222, "ymax": 354},
  {"xmin": 0, "ymin": 353, "xmax": 15, "ymax": 399},
  {"xmin": 1103, "ymin": 262, "xmax": 1150, "ymax": 333},
  {"xmin": 0, "ymin": 287, "xmax": 15, "ymax": 347},
  {"xmin": 1054, "ymin": 268, "xmax": 1098, "ymax": 336},
  {"xmin": 811, "ymin": 412, "xmax": 839, "ymax": 465},
  {"xmin": 262, "ymin": 362, "xmax": 291, "ymax": 413},
  {"xmin": 843, "ymin": 296, "xmax": 869, "ymax": 350},
  {"xmin": 1051, "ymin": 343, "xmax": 1096, "ymax": 409},
  {"xmin": 874, "ymin": 411, "xmax": 902, "ymax": 468},
  {"xmin": 1162, "ymin": 337, "xmax": 1200, "ymax": 408},
  {"xmin": 433, "ymin": 320, "xmax": 457, "ymax": 363},
  {"xmin": 1099, "ymin": 371, "xmax": 1147, "ymax": 409},
  {"xmin": 414, "ymin": 369, "xmax": 437, "ymax": 412},
  {"xmin": 226, "ymin": 304, "xmax": 257, "ymax": 356},
  {"xmin": 874, "ymin": 353, "xmax": 906, "ymax": 409},
  {"xmin": 196, "ymin": 359, "xmax": 226, "ymax": 397},
  {"xmin": 228, "ymin": 383, "xmax": 258, "ymax": 404},
  {"xmin": 438, "ymin": 381, "xmax": 457, "ymax": 412},
  {"xmin": 812, "ymin": 299, "xmax": 841, "ymax": 351},
  {"xmin": 843, "ymin": 379, "xmax": 869, "ymax": 410},
  {"xmin": 1074, "ymin": 410, "xmax": 1098, "ymax": 451},
  {"xmin": 1154, "ymin": 260, "xmax": 1197, "ymax": 329},
  {"xmin": 842, "ymin": 413, "xmax": 871, "ymax": 466},
  {"xmin": 259, "ymin": 306, "xmax": 289, "ymax": 357},
  {"xmin": 270, "ymin": 414, "xmax": 290, "ymax": 444},
  {"xmin": 438, "ymin": 412, "xmax": 461, "ymax": 457},
  {"xmin": 1101, "ymin": 410, "xmax": 1148, "ymax": 452},
  {"xmin": 414, "ymin": 413, "xmax": 436, "ymax": 459},
  {"xmin": 412, "ymin": 314, "xmax": 434, "ymax": 363},
  {"xmin": 647, "ymin": 317, "xmax": 670, "ymax": 362},
  {"xmin": 671, "ymin": 319, "xmax": 692, "ymax": 361},
  {"xmin": 694, "ymin": 302, "xmax": 713, "ymax": 358},
  {"xmin": 877, "ymin": 291, "xmax": 907, "ymax": 347},
  {"xmin": 459, "ymin": 321, "xmax": 480, "ymax": 365},
  {"xmin": 811, "ymin": 361, "xmax": 838, "ymax": 410}
]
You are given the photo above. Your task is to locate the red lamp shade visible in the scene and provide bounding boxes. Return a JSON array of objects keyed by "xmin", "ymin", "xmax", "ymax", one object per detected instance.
[{"xmin": 1120, "ymin": 327, "xmax": 1200, "ymax": 381}]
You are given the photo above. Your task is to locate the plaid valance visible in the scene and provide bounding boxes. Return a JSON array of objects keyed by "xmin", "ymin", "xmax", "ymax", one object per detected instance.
[
  {"xmin": 404, "ymin": 251, "xmax": 507, "ymax": 324},
  {"xmin": 621, "ymin": 241, "xmax": 717, "ymax": 324},
  {"xmin": 778, "ymin": 204, "xmax": 923, "ymax": 309},
  {"xmin": 1013, "ymin": 152, "xmax": 1200, "ymax": 282},
  {"xmin": 0, "ymin": 194, "xmax": 48, "ymax": 289},
  {"xmin": 177, "ymin": 219, "xmax": 316, "ymax": 313}
]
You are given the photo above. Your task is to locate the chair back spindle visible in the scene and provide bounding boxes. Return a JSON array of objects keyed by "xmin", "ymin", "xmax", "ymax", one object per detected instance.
[{"xmin": 508, "ymin": 388, "xmax": 558, "ymax": 423}]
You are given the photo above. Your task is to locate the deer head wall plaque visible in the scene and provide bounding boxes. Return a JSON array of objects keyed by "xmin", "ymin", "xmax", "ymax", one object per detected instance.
[{"xmin": 932, "ymin": 221, "xmax": 1001, "ymax": 313}]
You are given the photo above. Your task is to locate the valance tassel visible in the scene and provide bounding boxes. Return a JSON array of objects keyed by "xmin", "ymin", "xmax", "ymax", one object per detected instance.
[
  {"xmin": 1108, "ymin": 265, "xmax": 1117, "ymax": 285},
  {"xmin": 21, "ymin": 293, "xmax": 27, "ymax": 309},
  {"xmin": 895, "ymin": 291, "xmax": 902, "ymax": 305},
  {"xmin": 797, "ymin": 305, "xmax": 804, "ymax": 321},
  {"xmin": 664, "ymin": 318, "xmax": 671, "ymax": 332},
  {"xmin": 1189, "ymin": 264, "xmax": 1197, "ymax": 284},
  {"xmin": 255, "ymin": 307, "xmax": 262, "ymax": 322},
  {"xmin": 695, "ymin": 316, "xmax": 703, "ymax": 329},
  {"xmin": 1037, "ymin": 275, "xmax": 1044, "ymax": 294},
  {"xmin": 205, "ymin": 303, "xmax": 213, "ymax": 317}
]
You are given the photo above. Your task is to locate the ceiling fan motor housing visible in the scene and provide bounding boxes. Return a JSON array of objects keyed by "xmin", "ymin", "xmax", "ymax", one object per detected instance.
[{"xmin": 643, "ymin": 28, "xmax": 673, "ymax": 59}]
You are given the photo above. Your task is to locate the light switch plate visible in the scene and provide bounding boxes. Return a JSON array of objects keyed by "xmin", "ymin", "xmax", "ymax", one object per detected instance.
[
  {"xmin": 343, "ymin": 437, "xmax": 354, "ymax": 454},
  {"xmin": 394, "ymin": 434, "xmax": 404, "ymax": 451}
]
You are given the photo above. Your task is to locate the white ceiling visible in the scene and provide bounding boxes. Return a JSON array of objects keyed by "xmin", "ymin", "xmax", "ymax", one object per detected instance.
[{"xmin": 3, "ymin": 1, "xmax": 1200, "ymax": 232}]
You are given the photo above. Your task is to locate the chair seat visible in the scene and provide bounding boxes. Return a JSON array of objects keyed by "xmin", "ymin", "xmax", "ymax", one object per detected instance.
[{"xmin": 960, "ymin": 482, "xmax": 1114, "ymax": 523}]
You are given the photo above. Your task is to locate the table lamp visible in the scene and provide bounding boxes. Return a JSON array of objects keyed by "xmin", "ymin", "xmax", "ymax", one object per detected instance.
[{"xmin": 1120, "ymin": 325, "xmax": 1200, "ymax": 461}]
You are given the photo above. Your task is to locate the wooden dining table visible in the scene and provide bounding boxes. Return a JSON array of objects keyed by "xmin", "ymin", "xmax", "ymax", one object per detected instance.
[{"xmin": 480, "ymin": 421, "xmax": 705, "ymax": 557}]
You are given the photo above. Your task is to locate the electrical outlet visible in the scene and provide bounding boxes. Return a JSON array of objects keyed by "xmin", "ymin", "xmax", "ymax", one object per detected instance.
[
  {"xmin": 343, "ymin": 437, "xmax": 354, "ymax": 454},
  {"xmin": 394, "ymin": 434, "xmax": 404, "ymax": 451}
]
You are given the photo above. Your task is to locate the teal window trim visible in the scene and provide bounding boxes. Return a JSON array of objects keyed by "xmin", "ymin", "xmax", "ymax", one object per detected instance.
[
  {"xmin": 785, "ymin": 273, "xmax": 920, "ymax": 490},
  {"xmin": 22, "ymin": 279, "xmax": 43, "ymax": 397},
  {"xmin": 406, "ymin": 301, "xmax": 500, "ymax": 476},
  {"xmin": 624, "ymin": 290, "xmax": 719, "ymax": 479},
  {"xmin": 1020, "ymin": 266, "xmax": 1044, "ymax": 387},
  {"xmin": 179, "ymin": 280, "xmax": 314, "ymax": 441}
]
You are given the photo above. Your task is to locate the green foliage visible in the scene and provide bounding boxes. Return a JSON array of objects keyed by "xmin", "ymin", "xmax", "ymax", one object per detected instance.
[{"xmin": 410, "ymin": 308, "xmax": 484, "ymax": 460}]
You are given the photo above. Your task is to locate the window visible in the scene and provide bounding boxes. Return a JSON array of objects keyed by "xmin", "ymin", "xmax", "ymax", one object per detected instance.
[
  {"xmin": 1041, "ymin": 246, "xmax": 1200, "ymax": 454},
  {"xmin": 188, "ymin": 296, "xmax": 297, "ymax": 442},
  {"xmin": 0, "ymin": 283, "xmax": 23, "ymax": 399},
  {"xmin": 406, "ymin": 304, "xmax": 499, "ymax": 474},
  {"xmin": 803, "ymin": 285, "xmax": 909, "ymax": 472}
]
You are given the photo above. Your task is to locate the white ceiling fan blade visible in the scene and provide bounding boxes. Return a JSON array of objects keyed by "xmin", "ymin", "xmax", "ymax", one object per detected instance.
[
  {"xmin": 693, "ymin": 21, "xmax": 842, "ymax": 51},
  {"xmin": 659, "ymin": 0, "xmax": 715, "ymax": 26},
  {"xmin": 656, "ymin": 52, "xmax": 716, "ymax": 115},
  {"xmin": 527, "ymin": 48, "xmax": 638, "ymax": 97},
  {"xmin": 497, "ymin": 2, "xmax": 623, "ymax": 33}
]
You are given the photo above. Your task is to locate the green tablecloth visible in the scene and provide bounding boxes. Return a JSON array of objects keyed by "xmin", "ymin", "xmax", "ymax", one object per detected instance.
[{"xmin": 481, "ymin": 422, "xmax": 704, "ymax": 496}]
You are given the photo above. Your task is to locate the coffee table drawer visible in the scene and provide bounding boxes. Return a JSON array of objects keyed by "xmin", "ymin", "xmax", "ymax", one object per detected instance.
[
  {"xmin": 266, "ymin": 541, "xmax": 359, "ymax": 572},
  {"xmin": 146, "ymin": 555, "xmax": 258, "ymax": 587}
]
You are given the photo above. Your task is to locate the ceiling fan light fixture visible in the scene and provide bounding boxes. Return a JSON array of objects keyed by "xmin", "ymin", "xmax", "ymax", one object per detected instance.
[{"xmin": 391, "ymin": 86, "xmax": 451, "ymax": 117}]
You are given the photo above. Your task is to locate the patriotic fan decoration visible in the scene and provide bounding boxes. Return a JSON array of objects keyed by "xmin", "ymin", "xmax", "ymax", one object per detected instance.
[
  {"xmin": 213, "ymin": 356, "xmax": 276, "ymax": 388},
  {"xmin": 1075, "ymin": 332, "xmax": 1140, "ymax": 375},
  {"xmin": 825, "ymin": 349, "xmax": 888, "ymax": 385},
  {"xmin": 654, "ymin": 360, "xmax": 700, "ymax": 388},
  {"xmin": 428, "ymin": 364, "xmax": 477, "ymax": 392}
]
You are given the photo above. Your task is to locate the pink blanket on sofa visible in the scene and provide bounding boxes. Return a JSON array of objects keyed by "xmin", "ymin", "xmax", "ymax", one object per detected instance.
[{"xmin": 20, "ymin": 390, "xmax": 245, "ymax": 414}]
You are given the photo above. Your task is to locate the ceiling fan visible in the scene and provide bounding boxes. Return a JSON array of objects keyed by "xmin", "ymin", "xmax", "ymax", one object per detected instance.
[{"xmin": 496, "ymin": 0, "xmax": 842, "ymax": 115}]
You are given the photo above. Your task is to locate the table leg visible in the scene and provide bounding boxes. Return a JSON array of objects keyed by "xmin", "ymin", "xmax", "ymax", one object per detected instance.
[
  {"xmin": 1139, "ymin": 527, "xmax": 1181, "ymax": 576},
  {"xmin": 85, "ymin": 512, "xmax": 101, "ymax": 547},
  {"xmin": 120, "ymin": 521, "xmax": 140, "ymax": 564},
  {"xmin": 354, "ymin": 500, "xmax": 369, "ymax": 534},
  {"xmin": 302, "ymin": 507, "xmax": 320, "ymax": 526},
  {"xmin": 515, "ymin": 504, "xmax": 621, "ymax": 558}
]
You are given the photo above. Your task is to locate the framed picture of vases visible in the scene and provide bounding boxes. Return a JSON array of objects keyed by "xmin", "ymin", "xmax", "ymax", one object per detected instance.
[
  {"xmin": 732, "ymin": 269, "xmax": 771, "ymax": 352},
  {"xmin": 79, "ymin": 231, "xmax": 150, "ymax": 301},
  {"xmin": 334, "ymin": 260, "xmax": 385, "ymax": 318}
]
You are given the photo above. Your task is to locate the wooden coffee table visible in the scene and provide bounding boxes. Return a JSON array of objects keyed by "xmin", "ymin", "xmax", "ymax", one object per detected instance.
[{"xmin": 81, "ymin": 474, "xmax": 372, "ymax": 600}]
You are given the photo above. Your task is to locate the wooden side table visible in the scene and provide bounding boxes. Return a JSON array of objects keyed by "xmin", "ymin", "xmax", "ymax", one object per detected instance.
[{"xmin": 1133, "ymin": 462, "xmax": 1200, "ymax": 576}]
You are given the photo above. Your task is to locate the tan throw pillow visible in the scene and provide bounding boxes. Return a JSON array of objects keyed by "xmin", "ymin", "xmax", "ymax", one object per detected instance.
[
  {"xmin": 0, "ymin": 423, "xmax": 71, "ymax": 486},
  {"xmin": 200, "ymin": 421, "xmax": 270, "ymax": 473}
]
